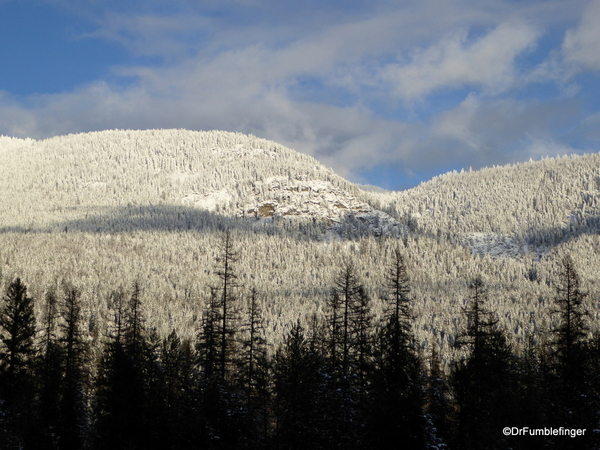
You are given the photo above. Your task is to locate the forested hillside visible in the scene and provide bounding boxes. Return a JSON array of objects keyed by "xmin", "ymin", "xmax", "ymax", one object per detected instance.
[
  {"xmin": 1, "ymin": 129, "xmax": 600, "ymax": 357},
  {"xmin": 1, "ymin": 129, "xmax": 600, "ymax": 448},
  {"xmin": 382, "ymin": 154, "xmax": 600, "ymax": 252}
]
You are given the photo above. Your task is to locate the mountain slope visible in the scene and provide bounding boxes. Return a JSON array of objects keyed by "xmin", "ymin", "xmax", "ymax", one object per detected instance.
[
  {"xmin": 375, "ymin": 153, "xmax": 600, "ymax": 256},
  {"xmin": 0, "ymin": 129, "xmax": 401, "ymax": 236},
  {"xmin": 1, "ymin": 129, "xmax": 600, "ymax": 364}
]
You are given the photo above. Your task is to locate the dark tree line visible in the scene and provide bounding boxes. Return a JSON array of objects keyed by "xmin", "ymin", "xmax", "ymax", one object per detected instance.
[{"xmin": 0, "ymin": 243, "xmax": 599, "ymax": 449}]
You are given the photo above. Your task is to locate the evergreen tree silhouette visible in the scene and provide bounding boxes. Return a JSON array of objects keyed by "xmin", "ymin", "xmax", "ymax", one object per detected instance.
[
  {"xmin": 368, "ymin": 250, "xmax": 427, "ymax": 450},
  {"xmin": 197, "ymin": 232, "xmax": 249, "ymax": 450},
  {"xmin": 94, "ymin": 285, "xmax": 153, "ymax": 449},
  {"xmin": 274, "ymin": 321, "xmax": 326, "ymax": 450},
  {"xmin": 551, "ymin": 255, "xmax": 588, "ymax": 386},
  {"xmin": 424, "ymin": 345, "xmax": 451, "ymax": 449},
  {"xmin": 0, "ymin": 278, "xmax": 36, "ymax": 397},
  {"xmin": 160, "ymin": 330, "xmax": 201, "ymax": 449},
  {"xmin": 214, "ymin": 230, "xmax": 240, "ymax": 380},
  {"xmin": 36, "ymin": 287, "xmax": 63, "ymax": 448},
  {"xmin": 57, "ymin": 284, "xmax": 89, "ymax": 450},
  {"xmin": 450, "ymin": 277, "xmax": 517, "ymax": 450},
  {"xmin": 238, "ymin": 288, "xmax": 270, "ymax": 448},
  {"xmin": 0, "ymin": 278, "xmax": 36, "ymax": 447},
  {"xmin": 546, "ymin": 256, "xmax": 595, "ymax": 448}
]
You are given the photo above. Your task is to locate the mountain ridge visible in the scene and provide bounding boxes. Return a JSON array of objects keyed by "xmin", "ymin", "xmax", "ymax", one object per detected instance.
[
  {"xmin": 1, "ymin": 128, "xmax": 600, "ymax": 362},
  {"xmin": 0, "ymin": 128, "xmax": 405, "ymax": 238}
]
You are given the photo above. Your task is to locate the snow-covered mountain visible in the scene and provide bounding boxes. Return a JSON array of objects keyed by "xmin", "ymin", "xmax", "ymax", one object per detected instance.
[
  {"xmin": 0, "ymin": 129, "xmax": 403, "ymax": 237},
  {"xmin": 1, "ymin": 129, "xmax": 600, "ymax": 361},
  {"xmin": 3, "ymin": 128, "xmax": 598, "ymax": 254},
  {"xmin": 380, "ymin": 153, "xmax": 600, "ymax": 257}
]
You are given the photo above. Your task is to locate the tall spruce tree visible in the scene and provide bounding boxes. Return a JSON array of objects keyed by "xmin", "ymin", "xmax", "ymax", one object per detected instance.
[
  {"xmin": 0, "ymin": 277, "xmax": 37, "ymax": 446},
  {"xmin": 214, "ymin": 230, "xmax": 240, "ymax": 380},
  {"xmin": 238, "ymin": 289, "xmax": 270, "ymax": 418},
  {"xmin": 450, "ymin": 276, "xmax": 517, "ymax": 450},
  {"xmin": 235, "ymin": 288, "xmax": 271, "ymax": 449},
  {"xmin": 274, "ymin": 321, "xmax": 326, "ymax": 450},
  {"xmin": 123, "ymin": 282, "xmax": 152, "ymax": 448},
  {"xmin": 125, "ymin": 282, "xmax": 145, "ymax": 358},
  {"xmin": 327, "ymin": 262, "xmax": 362, "ymax": 375},
  {"xmin": 370, "ymin": 251, "xmax": 427, "ymax": 450},
  {"xmin": 324, "ymin": 263, "xmax": 372, "ymax": 449},
  {"xmin": 94, "ymin": 284, "xmax": 152, "ymax": 450},
  {"xmin": 551, "ymin": 255, "xmax": 588, "ymax": 385},
  {"xmin": 353, "ymin": 285, "xmax": 373, "ymax": 390},
  {"xmin": 160, "ymin": 330, "xmax": 201, "ymax": 449},
  {"xmin": 197, "ymin": 287, "xmax": 221, "ymax": 379},
  {"xmin": 36, "ymin": 287, "xmax": 63, "ymax": 448},
  {"xmin": 0, "ymin": 278, "xmax": 36, "ymax": 394},
  {"xmin": 424, "ymin": 345, "xmax": 451, "ymax": 450},
  {"xmin": 384, "ymin": 248, "xmax": 412, "ymax": 329},
  {"xmin": 94, "ymin": 290, "xmax": 127, "ymax": 449},
  {"xmin": 457, "ymin": 277, "xmax": 497, "ymax": 359},
  {"xmin": 196, "ymin": 232, "xmax": 249, "ymax": 450},
  {"xmin": 57, "ymin": 284, "xmax": 89, "ymax": 450},
  {"xmin": 546, "ymin": 256, "xmax": 595, "ymax": 448}
]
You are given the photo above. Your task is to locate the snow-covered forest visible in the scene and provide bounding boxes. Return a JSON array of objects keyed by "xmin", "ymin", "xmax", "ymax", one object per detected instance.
[
  {"xmin": 0, "ymin": 232, "xmax": 596, "ymax": 449},
  {"xmin": 1, "ymin": 129, "xmax": 599, "ymax": 358},
  {"xmin": 1, "ymin": 129, "xmax": 600, "ymax": 448}
]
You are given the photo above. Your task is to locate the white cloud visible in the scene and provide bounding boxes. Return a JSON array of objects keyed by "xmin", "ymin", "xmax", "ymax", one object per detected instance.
[
  {"xmin": 430, "ymin": 92, "xmax": 583, "ymax": 165},
  {"xmin": 524, "ymin": 138, "xmax": 580, "ymax": 159},
  {"xmin": 562, "ymin": 0, "xmax": 600, "ymax": 71},
  {"xmin": 381, "ymin": 21, "xmax": 540, "ymax": 100},
  {"xmin": 0, "ymin": 0, "xmax": 597, "ymax": 186},
  {"xmin": 86, "ymin": 13, "xmax": 215, "ymax": 60},
  {"xmin": 530, "ymin": 0, "xmax": 600, "ymax": 83}
]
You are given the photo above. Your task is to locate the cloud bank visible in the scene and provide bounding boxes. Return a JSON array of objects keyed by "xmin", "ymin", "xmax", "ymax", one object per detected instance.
[{"xmin": 1, "ymin": 0, "xmax": 599, "ymax": 188}]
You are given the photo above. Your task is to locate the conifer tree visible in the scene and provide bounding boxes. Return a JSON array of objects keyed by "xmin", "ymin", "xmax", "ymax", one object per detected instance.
[
  {"xmin": 94, "ymin": 285, "xmax": 152, "ymax": 449},
  {"xmin": 0, "ymin": 278, "xmax": 36, "ymax": 393},
  {"xmin": 327, "ymin": 289, "xmax": 342, "ymax": 369},
  {"xmin": 238, "ymin": 288, "xmax": 270, "ymax": 407},
  {"xmin": 160, "ymin": 330, "xmax": 201, "ymax": 449},
  {"xmin": 457, "ymin": 277, "xmax": 497, "ymax": 359},
  {"xmin": 57, "ymin": 284, "xmax": 89, "ymax": 450},
  {"xmin": 214, "ymin": 230, "xmax": 240, "ymax": 379},
  {"xmin": 327, "ymin": 262, "xmax": 362, "ymax": 374},
  {"xmin": 353, "ymin": 285, "xmax": 373, "ymax": 389},
  {"xmin": 385, "ymin": 248, "xmax": 411, "ymax": 328},
  {"xmin": 238, "ymin": 288, "xmax": 269, "ymax": 448},
  {"xmin": 423, "ymin": 345, "xmax": 451, "ymax": 449},
  {"xmin": 174, "ymin": 337, "xmax": 201, "ymax": 449},
  {"xmin": 143, "ymin": 328, "xmax": 167, "ymax": 449},
  {"xmin": 512, "ymin": 336, "xmax": 546, "ymax": 449},
  {"xmin": 0, "ymin": 277, "xmax": 37, "ymax": 445},
  {"xmin": 36, "ymin": 287, "xmax": 63, "ymax": 447},
  {"xmin": 324, "ymin": 263, "xmax": 373, "ymax": 449},
  {"xmin": 378, "ymin": 249, "xmax": 417, "ymax": 380},
  {"xmin": 450, "ymin": 276, "xmax": 516, "ymax": 450},
  {"xmin": 197, "ymin": 287, "xmax": 220, "ymax": 379},
  {"xmin": 546, "ymin": 256, "xmax": 595, "ymax": 448},
  {"xmin": 197, "ymin": 232, "xmax": 248, "ymax": 450},
  {"xmin": 551, "ymin": 255, "xmax": 588, "ymax": 384},
  {"xmin": 274, "ymin": 321, "xmax": 325, "ymax": 450},
  {"xmin": 93, "ymin": 290, "xmax": 129, "ymax": 450},
  {"xmin": 369, "ymin": 251, "xmax": 427, "ymax": 450},
  {"xmin": 39, "ymin": 287, "xmax": 59, "ymax": 378},
  {"xmin": 123, "ymin": 282, "xmax": 152, "ymax": 448},
  {"xmin": 125, "ymin": 282, "xmax": 145, "ymax": 358}
]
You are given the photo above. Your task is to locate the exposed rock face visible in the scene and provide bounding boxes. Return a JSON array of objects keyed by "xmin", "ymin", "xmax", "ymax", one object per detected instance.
[{"xmin": 238, "ymin": 176, "xmax": 405, "ymax": 236}]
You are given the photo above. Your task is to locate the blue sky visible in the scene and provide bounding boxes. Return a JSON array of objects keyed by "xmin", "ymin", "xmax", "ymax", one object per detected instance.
[{"xmin": 1, "ymin": 0, "xmax": 600, "ymax": 190}]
